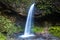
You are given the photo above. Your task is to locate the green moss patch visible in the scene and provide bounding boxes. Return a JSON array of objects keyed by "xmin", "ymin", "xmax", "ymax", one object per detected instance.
[
  {"xmin": 32, "ymin": 26, "xmax": 44, "ymax": 33},
  {"xmin": 0, "ymin": 33, "xmax": 6, "ymax": 40}
]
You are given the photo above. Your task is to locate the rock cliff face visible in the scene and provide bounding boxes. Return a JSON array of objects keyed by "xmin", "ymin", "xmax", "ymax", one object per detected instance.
[
  {"xmin": 0, "ymin": 0, "xmax": 60, "ymax": 26},
  {"xmin": 0, "ymin": 0, "xmax": 60, "ymax": 16}
]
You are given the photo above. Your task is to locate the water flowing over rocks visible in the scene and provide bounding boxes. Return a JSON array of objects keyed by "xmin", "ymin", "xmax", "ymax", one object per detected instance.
[{"xmin": 7, "ymin": 33, "xmax": 60, "ymax": 40}]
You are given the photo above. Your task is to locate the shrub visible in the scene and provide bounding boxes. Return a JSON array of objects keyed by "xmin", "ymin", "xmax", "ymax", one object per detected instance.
[
  {"xmin": 0, "ymin": 15, "xmax": 22, "ymax": 35},
  {"xmin": 32, "ymin": 26, "xmax": 44, "ymax": 33},
  {"xmin": 49, "ymin": 26, "xmax": 60, "ymax": 38},
  {"xmin": 0, "ymin": 33, "xmax": 6, "ymax": 40}
]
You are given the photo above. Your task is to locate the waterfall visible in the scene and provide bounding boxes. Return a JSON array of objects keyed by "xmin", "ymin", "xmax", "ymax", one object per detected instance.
[
  {"xmin": 20, "ymin": 3, "xmax": 35, "ymax": 38},
  {"xmin": 24, "ymin": 3, "xmax": 35, "ymax": 35}
]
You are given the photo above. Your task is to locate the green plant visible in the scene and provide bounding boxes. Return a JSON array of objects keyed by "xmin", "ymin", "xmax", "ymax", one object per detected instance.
[
  {"xmin": 36, "ymin": 0, "xmax": 53, "ymax": 15},
  {"xmin": 32, "ymin": 26, "xmax": 44, "ymax": 33},
  {"xmin": 0, "ymin": 15, "xmax": 22, "ymax": 35},
  {"xmin": 0, "ymin": 33, "xmax": 6, "ymax": 40},
  {"xmin": 49, "ymin": 26, "xmax": 60, "ymax": 38}
]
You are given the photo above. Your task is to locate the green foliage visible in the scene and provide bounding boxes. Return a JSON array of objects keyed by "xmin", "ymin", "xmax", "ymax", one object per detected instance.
[
  {"xmin": 21, "ymin": 0, "xmax": 32, "ymax": 7},
  {"xmin": 32, "ymin": 26, "xmax": 44, "ymax": 33},
  {"xmin": 0, "ymin": 0, "xmax": 17, "ymax": 3},
  {"xmin": 0, "ymin": 33, "xmax": 6, "ymax": 40},
  {"xmin": 36, "ymin": 0, "xmax": 53, "ymax": 14},
  {"xmin": 49, "ymin": 26, "xmax": 60, "ymax": 38},
  {"xmin": 0, "ymin": 0, "xmax": 21, "ymax": 7},
  {"xmin": 0, "ymin": 15, "xmax": 22, "ymax": 35},
  {"xmin": 0, "ymin": 0, "xmax": 32, "ymax": 7}
]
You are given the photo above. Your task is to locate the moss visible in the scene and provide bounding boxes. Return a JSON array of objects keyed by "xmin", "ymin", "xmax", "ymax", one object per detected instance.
[
  {"xmin": 49, "ymin": 26, "xmax": 60, "ymax": 38},
  {"xmin": 32, "ymin": 26, "xmax": 44, "ymax": 33},
  {"xmin": 0, "ymin": 33, "xmax": 6, "ymax": 40}
]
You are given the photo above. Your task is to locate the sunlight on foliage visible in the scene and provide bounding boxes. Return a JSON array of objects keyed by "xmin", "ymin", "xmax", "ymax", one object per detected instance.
[{"xmin": 0, "ymin": 33, "xmax": 6, "ymax": 40}]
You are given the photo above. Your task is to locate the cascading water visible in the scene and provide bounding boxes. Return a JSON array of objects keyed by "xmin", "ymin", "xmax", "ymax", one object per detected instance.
[
  {"xmin": 20, "ymin": 3, "xmax": 35, "ymax": 38},
  {"xmin": 24, "ymin": 3, "xmax": 35, "ymax": 35}
]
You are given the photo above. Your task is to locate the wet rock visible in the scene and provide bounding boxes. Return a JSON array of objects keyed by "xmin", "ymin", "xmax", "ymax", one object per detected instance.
[{"xmin": 7, "ymin": 33, "xmax": 60, "ymax": 40}]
